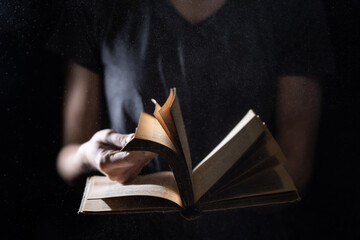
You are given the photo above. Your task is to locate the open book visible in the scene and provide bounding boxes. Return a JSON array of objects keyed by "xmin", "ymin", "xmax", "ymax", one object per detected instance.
[{"xmin": 79, "ymin": 88, "xmax": 300, "ymax": 219}]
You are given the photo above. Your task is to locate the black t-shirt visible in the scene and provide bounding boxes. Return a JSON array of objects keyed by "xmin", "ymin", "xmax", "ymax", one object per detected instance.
[{"xmin": 49, "ymin": 0, "xmax": 334, "ymax": 170}]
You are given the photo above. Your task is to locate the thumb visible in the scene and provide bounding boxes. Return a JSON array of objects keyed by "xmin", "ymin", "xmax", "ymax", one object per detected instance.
[{"xmin": 104, "ymin": 131, "xmax": 135, "ymax": 148}]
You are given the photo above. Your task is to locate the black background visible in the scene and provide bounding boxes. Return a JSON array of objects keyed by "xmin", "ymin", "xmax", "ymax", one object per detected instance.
[{"xmin": 1, "ymin": 0, "xmax": 359, "ymax": 239}]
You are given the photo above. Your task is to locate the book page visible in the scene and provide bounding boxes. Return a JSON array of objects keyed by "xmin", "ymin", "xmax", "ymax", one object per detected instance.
[
  {"xmin": 152, "ymin": 98, "xmax": 175, "ymax": 146},
  {"xmin": 199, "ymin": 165, "xmax": 299, "ymax": 209},
  {"xmin": 153, "ymin": 88, "xmax": 192, "ymax": 173},
  {"xmin": 196, "ymin": 110, "xmax": 256, "ymax": 165},
  {"xmin": 208, "ymin": 131, "xmax": 286, "ymax": 193},
  {"xmin": 153, "ymin": 89, "xmax": 179, "ymax": 148},
  {"xmin": 133, "ymin": 112, "xmax": 177, "ymax": 153},
  {"xmin": 85, "ymin": 171, "xmax": 183, "ymax": 207},
  {"xmin": 192, "ymin": 110, "xmax": 265, "ymax": 202},
  {"xmin": 80, "ymin": 197, "xmax": 181, "ymax": 214},
  {"xmin": 169, "ymin": 92, "xmax": 192, "ymax": 174},
  {"xmin": 159, "ymin": 88, "xmax": 176, "ymax": 135},
  {"xmin": 151, "ymin": 88, "xmax": 194, "ymax": 207},
  {"xmin": 200, "ymin": 191, "xmax": 299, "ymax": 212}
]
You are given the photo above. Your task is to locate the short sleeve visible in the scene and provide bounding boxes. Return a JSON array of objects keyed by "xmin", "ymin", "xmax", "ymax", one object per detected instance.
[
  {"xmin": 47, "ymin": 1, "xmax": 103, "ymax": 74},
  {"xmin": 276, "ymin": 0, "xmax": 335, "ymax": 78}
]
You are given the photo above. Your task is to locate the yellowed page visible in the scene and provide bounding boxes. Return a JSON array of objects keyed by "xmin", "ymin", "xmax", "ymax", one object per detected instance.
[
  {"xmin": 211, "ymin": 130, "xmax": 287, "ymax": 193},
  {"xmin": 86, "ymin": 171, "xmax": 183, "ymax": 207},
  {"xmin": 158, "ymin": 88, "xmax": 177, "ymax": 139},
  {"xmin": 170, "ymin": 92, "xmax": 193, "ymax": 173},
  {"xmin": 152, "ymin": 88, "xmax": 194, "ymax": 207},
  {"xmin": 152, "ymin": 88, "xmax": 179, "ymax": 149},
  {"xmin": 202, "ymin": 165, "xmax": 298, "ymax": 204},
  {"xmin": 134, "ymin": 112, "xmax": 177, "ymax": 153},
  {"xmin": 192, "ymin": 110, "xmax": 265, "ymax": 202},
  {"xmin": 197, "ymin": 164, "xmax": 299, "ymax": 211},
  {"xmin": 196, "ymin": 110, "xmax": 256, "ymax": 166},
  {"xmin": 152, "ymin": 99, "xmax": 174, "ymax": 144},
  {"xmin": 80, "ymin": 197, "xmax": 180, "ymax": 213}
]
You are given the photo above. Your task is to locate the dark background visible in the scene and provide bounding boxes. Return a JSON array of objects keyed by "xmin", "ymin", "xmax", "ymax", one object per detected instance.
[{"xmin": 1, "ymin": 0, "xmax": 359, "ymax": 239}]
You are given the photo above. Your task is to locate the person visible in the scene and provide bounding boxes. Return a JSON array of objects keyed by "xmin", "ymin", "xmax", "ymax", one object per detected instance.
[
  {"xmin": 49, "ymin": 0, "xmax": 333, "ymax": 238},
  {"xmin": 51, "ymin": 0, "xmax": 334, "ymax": 192}
]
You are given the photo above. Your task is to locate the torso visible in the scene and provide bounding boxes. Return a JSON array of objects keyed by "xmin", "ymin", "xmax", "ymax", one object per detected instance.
[{"xmin": 99, "ymin": 0, "xmax": 281, "ymax": 170}]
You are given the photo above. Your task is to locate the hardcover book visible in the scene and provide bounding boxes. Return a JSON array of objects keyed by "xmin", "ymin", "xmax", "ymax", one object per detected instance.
[{"xmin": 79, "ymin": 88, "xmax": 300, "ymax": 219}]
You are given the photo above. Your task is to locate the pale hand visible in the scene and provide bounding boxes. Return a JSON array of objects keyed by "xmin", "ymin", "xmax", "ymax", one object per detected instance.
[{"xmin": 78, "ymin": 129, "xmax": 157, "ymax": 183}]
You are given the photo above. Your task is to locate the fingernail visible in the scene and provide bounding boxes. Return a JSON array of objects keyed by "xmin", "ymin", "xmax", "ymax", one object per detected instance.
[
  {"xmin": 113, "ymin": 151, "xmax": 130, "ymax": 159},
  {"xmin": 125, "ymin": 134, "xmax": 135, "ymax": 143}
]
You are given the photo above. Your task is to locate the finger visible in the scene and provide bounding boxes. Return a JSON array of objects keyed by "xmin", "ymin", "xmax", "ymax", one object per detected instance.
[
  {"xmin": 105, "ymin": 132, "xmax": 134, "ymax": 148},
  {"xmin": 123, "ymin": 151, "xmax": 157, "ymax": 167},
  {"xmin": 118, "ymin": 151, "xmax": 157, "ymax": 182},
  {"xmin": 106, "ymin": 166, "xmax": 137, "ymax": 183},
  {"xmin": 93, "ymin": 129, "xmax": 117, "ymax": 141},
  {"xmin": 93, "ymin": 129, "xmax": 134, "ymax": 148},
  {"xmin": 106, "ymin": 151, "xmax": 151, "ymax": 169},
  {"xmin": 107, "ymin": 164, "xmax": 144, "ymax": 184},
  {"xmin": 104, "ymin": 151, "xmax": 156, "ymax": 183},
  {"xmin": 111, "ymin": 151, "xmax": 134, "ymax": 167},
  {"xmin": 106, "ymin": 167, "xmax": 127, "ymax": 183},
  {"xmin": 96, "ymin": 150, "xmax": 129, "ymax": 171}
]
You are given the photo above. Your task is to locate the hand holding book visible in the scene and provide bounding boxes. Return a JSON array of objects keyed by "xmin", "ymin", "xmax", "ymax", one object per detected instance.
[
  {"xmin": 79, "ymin": 88, "xmax": 300, "ymax": 219},
  {"xmin": 76, "ymin": 129, "xmax": 157, "ymax": 183}
]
